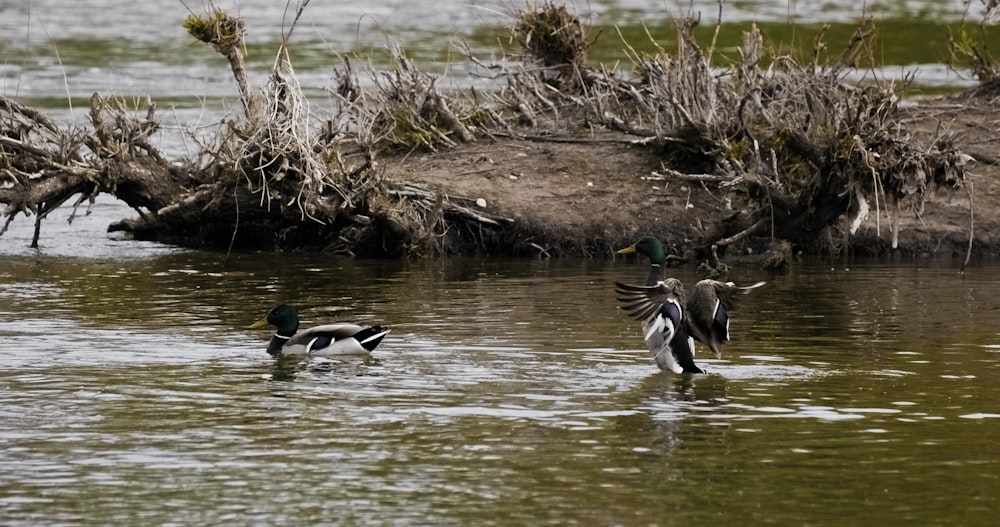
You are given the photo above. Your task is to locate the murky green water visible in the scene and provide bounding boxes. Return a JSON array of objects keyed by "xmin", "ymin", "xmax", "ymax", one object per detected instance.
[
  {"xmin": 2, "ymin": 1, "xmax": 1000, "ymax": 523},
  {"xmin": 2, "ymin": 0, "xmax": 994, "ymax": 160},
  {"xmin": 1, "ymin": 200, "xmax": 998, "ymax": 525},
  {"xmin": 0, "ymin": 0, "xmax": 995, "ymax": 111}
]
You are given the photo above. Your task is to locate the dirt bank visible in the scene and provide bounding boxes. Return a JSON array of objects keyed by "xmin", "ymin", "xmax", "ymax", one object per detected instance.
[{"xmin": 381, "ymin": 94, "xmax": 999, "ymax": 262}]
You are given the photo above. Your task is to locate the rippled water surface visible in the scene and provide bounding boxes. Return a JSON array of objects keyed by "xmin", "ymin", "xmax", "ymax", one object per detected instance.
[{"xmin": 1, "ymin": 200, "xmax": 999, "ymax": 525}]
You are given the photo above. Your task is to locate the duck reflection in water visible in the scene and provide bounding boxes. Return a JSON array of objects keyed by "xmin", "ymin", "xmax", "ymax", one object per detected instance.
[
  {"xmin": 613, "ymin": 372, "xmax": 731, "ymax": 453},
  {"xmin": 266, "ymin": 354, "xmax": 384, "ymax": 382}
]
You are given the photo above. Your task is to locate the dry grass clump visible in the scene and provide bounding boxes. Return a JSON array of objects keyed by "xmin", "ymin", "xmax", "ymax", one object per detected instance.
[
  {"xmin": 182, "ymin": 6, "xmax": 506, "ymax": 253},
  {"xmin": 513, "ymin": 2, "xmax": 589, "ymax": 80},
  {"xmin": 185, "ymin": 6, "xmax": 346, "ymax": 224},
  {"xmin": 180, "ymin": 5, "xmax": 380, "ymax": 246},
  {"xmin": 570, "ymin": 19, "xmax": 970, "ymax": 254},
  {"xmin": 235, "ymin": 48, "xmax": 348, "ymax": 223},
  {"xmin": 474, "ymin": 5, "xmax": 971, "ymax": 256},
  {"xmin": 183, "ymin": 7, "xmax": 244, "ymax": 52},
  {"xmin": 183, "ymin": 8, "xmax": 252, "ymax": 113},
  {"xmin": 347, "ymin": 43, "xmax": 476, "ymax": 153}
]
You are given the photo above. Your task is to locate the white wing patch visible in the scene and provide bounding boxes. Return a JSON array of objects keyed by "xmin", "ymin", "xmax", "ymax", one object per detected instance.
[{"xmin": 644, "ymin": 315, "xmax": 667, "ymax": 342}]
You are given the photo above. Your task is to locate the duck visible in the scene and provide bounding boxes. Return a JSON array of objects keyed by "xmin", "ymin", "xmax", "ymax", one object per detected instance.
[
  {"xmin": 616, "ymin": 276, "xmax": 701, "ymax": 374},
  {"xmin": 248, "ymin": 304, "xmax": 389, "ymax": 357},
  {"xmin": 615, "ymin": 238, "xmax": 700, "ymax": 374},
  {"xmin": 615, "ymin": 237, "xmax": 764, "ymax": 373},
  {"xmin": 684, "ymin": 277, "xmax": 764, "ymax": 358}
]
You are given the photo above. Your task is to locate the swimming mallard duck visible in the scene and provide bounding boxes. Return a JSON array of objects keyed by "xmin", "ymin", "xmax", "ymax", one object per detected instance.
[
  {"xmin": 615, "ymin": 237, "xmax": 764, "ymax": 373},
  {"xmin": 248, "ymin": 304, "xmax": 389, "ymax": 357}
]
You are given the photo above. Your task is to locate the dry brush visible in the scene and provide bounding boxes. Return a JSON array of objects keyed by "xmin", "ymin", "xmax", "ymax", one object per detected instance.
[{"xmin": 0, "ymin": 2, "xmax": 978, "ymax": 260}]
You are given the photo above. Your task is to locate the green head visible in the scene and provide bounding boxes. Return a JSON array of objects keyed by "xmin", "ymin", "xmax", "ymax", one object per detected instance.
[
  {"xmin": 248, "ymin": 304, "xmax": 300, "ymax": 336},
  {"xmin": 617, "ymin": 237, "xmax": 666, "ymax": 265}
]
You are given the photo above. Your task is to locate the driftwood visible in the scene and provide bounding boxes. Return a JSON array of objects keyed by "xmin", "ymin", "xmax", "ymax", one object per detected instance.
[
  {"xmin": 2, "ymin": 7, "xmax": 510, "ymax": 256},
  {"xmin": 0, "ymin": 2, "xmax": 976, "ymax": 259},
  {"xmin": 0, "ymin": 94, "xmax": 189, "ymax": 246}
]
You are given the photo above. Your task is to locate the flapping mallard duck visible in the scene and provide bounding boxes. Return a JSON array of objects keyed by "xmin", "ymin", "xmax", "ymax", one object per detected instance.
[
  {"xmin": 615, "ymin": 237, "xmax": 764, "ymax": 373},
  {"xmin": 684, "ymin": 278, "xmax": 764, "ymax": 358},
  {"xmin": 248, "ymin": 304, "xmax": 389, "ymax": 357}
]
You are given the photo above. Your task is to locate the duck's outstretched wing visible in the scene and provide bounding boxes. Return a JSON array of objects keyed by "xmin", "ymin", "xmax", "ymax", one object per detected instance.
[
  {"xmin": 284, "ymin": 324, "xmax": 390, "ymax": 356},
  {"xmin": 688, "ymin": 279, "xmax": 765, "ymax": 357},
  {"xmin": 617, "ymin": 279, "xmax": 699, "ymax": 374},
  {"xmin": 615, "ymin": 279, "xmax": 686, "ymax": 321}
]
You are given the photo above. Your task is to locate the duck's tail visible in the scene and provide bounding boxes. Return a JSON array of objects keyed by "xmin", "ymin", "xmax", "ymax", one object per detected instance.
[{"xmin": 356, "ymin": 326, "xmax": 390, "ymax": 351}]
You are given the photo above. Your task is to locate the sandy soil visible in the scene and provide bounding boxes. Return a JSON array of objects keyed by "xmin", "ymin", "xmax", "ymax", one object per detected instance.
[{"xmin": 384, "ymin": 95, "xmax": 1000, "ymax": 261}]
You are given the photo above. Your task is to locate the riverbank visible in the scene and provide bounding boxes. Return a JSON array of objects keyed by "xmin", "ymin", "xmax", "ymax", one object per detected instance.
[
  {"xmin": 3, "ymin": 4, "xmax": 996, "ymax": 265},
  {"xmin": 383, "ymin": 93, "xmax": 998, "ymax": 262}
]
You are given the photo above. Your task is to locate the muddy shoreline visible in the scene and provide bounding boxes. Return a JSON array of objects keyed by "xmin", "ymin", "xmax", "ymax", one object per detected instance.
[{"xmin": 383, "ymin": 94, "xmax": 999, "ymax": 263}]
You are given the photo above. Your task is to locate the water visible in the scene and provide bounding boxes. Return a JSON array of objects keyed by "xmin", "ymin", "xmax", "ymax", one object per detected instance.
[
  {"xmin": 0, "ymin": 1, "xmax": 994, "ymax": 109},
  {"xmin": 2, "ymin": 1, "xmax": 1000, "ymax": 523},
  {"xmin": 2, "ymin": 0, "xmax": 994, "ymax": 160},
  {"xmin": 1, "ymin": 200, "xmax": 999, "ymax": 525}
]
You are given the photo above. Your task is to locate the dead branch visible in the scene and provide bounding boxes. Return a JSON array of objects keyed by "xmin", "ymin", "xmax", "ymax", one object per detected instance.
[
  {"xmin": 184, "ymin": 8, "xmax": 253, "ymax": 115},
  {"xmin": 652, "ymin": 168, "xmax": 735, "ymax": 184},
  {"xmin": 715, "ymin": 217, "xmax": 769, "ymax": 246}
]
